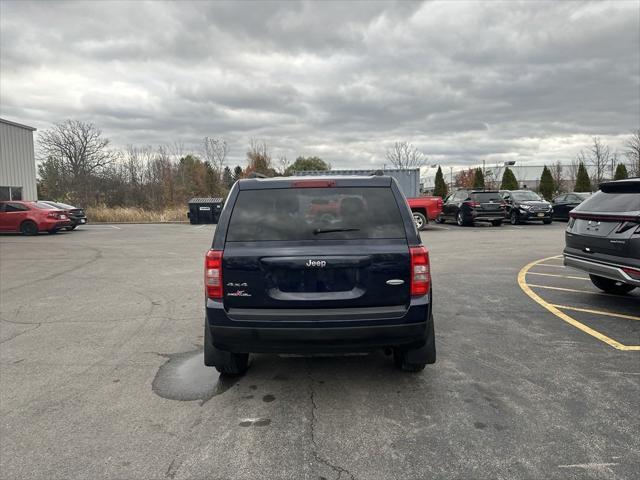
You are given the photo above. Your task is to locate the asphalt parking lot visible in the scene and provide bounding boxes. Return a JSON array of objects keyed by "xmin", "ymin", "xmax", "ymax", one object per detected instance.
[{"xmin": 1, "ymin": 222, "xmax": 638, "ymax": 480}]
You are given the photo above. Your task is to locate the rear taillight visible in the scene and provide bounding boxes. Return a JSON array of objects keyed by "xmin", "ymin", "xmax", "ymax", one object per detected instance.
[
  {"xmin": 463, "ymin": 201, "xmax": 480, "ymax": 208},
  {"xmin": 410, "ymin": 246, "xmax": 430, "ymax": 296},
  {"xmin": 622, "ymin": 267, "xmax": 640, "ymax": 280},
  {"xmin": 615, "ymin": 221, "xmax": 640, "ymax": 234},
  {"xmin": 47, "ymin": 212, "xmax": 57, "ymax": 219},
  {"xmin": 205, "ymin": 250, "xmax": 223, "ymax": 299}
]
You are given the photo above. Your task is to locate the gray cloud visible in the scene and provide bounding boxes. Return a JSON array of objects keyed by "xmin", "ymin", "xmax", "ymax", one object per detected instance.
[{"xmin": 1, "ymin": 0, "xmax": 638, "ymax": 169}]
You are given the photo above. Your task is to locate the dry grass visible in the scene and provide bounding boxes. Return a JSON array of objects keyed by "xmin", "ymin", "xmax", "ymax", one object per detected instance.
[{"xmin": 86, "ymin": 206, "xmax": 187, "ymax": 223}]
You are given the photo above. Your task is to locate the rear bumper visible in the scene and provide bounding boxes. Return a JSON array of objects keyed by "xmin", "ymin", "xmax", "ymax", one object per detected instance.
[
  {"xmin": 41, "ymin": 220, "xmax": 72, "ymax": 231},
  {"xmin": 518, "ymin": 210, "xmax": 552, "ymax": 221},
  {"xmin": 470, "ymin": 212, "xmax": 504, "ymax": 222},
  {"xmin": 206, "ymin": 297, "xmax": 432, "ymax": 353},
  {"xmin": 563, "ymin": 253, "xmax": 640, "ymax": 287}
]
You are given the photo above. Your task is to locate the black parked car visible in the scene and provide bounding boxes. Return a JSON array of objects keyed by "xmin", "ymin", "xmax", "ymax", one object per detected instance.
[
  {"xmin": 551, "ymin": 192, "xmax": 591, "ymax": 220},
  {"xmin": 40, "ymin": 201, "xmax": 87, "ymax": 230},
  {"xmin": 204, "ymin": 175, "xmax": 435, "ymax": 375},
  {"xmin": 564, "ymin": 178, "xmax": 640, "ymax": 294},
  {"xmin": 436, "ymin": 190, "xmax": 504, "ymax": 226},
  {"xmin": 500, "ymin": 190, "xmax": 553, "ymax": 225}
]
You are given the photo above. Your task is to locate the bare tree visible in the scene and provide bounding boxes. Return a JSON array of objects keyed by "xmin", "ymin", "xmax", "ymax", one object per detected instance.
[
  {"xmin": 246, "ymin": 138, "xmax": 273, "ymax": 176},
  {"xmin": 203, "ymin": 137, "xmax": 229, "ymax": 174},
  {"xmin": 385, "ymin": 141, "xmax": 426, "ymax": 170},
  {"xmin": 38, "ymin": 120, "xmax": 118, "ymax": 204},
  {"xmin": 549, "ymin": 161, "xmax": 565, "ymax": 193},
  {"xmin": 625, "ymin": 129, "xmax": 640, "ymax": 177},
  {"xmin": 278, "ymin": 155, "xmax": 290, "ymax": 176},
  {"xmin": 583, "ymin": 136, "xmax": 612, "ymax": 186},
  {"xmin": 39, "ymin": 120, "xmax": 116, "ymax": 177}
]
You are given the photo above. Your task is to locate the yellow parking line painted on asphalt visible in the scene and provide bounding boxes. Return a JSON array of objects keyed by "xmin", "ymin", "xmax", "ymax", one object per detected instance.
[
  {"xmin": 551, "ymin": 304, "xmax": 640, "ymax": 321},
  {"xmin": 527, "ymin": 284, "xmax": 617, "ymax": 297},
  {"xmin": 535, "ymin": 264, "xmax": 566, "ymax": 269},
  {"xmin": 518, "ymin": 256, "xmax": 640, "ymax": 351},
  {"xmin": 527, "ymin": 271, "xmax": 589, "ymax": 281}
]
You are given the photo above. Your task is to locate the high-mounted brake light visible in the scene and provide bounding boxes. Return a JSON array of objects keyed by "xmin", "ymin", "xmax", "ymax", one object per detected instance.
[
  {"xmin": 410, "ymin": 246, "xmax": 430, "ymax": 296},
  {"xmin": 291, "ymin": 180, "xmax": 336, "ymax": 188},
  {"xmin": 205, "ymin": 250, "xmax": 223, "ymax": 299}
]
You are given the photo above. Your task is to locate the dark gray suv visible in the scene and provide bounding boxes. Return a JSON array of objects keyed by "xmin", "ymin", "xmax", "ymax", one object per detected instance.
[{"xmin": 564, "ymin": 178, "xmax": 640, "ymax": 294}]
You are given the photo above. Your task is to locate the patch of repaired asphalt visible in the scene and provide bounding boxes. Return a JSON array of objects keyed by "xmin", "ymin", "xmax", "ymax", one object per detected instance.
[{"xmin": 152, "ymin": 349, "xmax": 236, "ymax": 404}]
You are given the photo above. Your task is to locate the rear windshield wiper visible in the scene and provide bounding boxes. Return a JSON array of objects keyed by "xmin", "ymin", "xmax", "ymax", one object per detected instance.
[{"xmin": 313, "ymin": 228, "xmax": 360, "ymax": 235}]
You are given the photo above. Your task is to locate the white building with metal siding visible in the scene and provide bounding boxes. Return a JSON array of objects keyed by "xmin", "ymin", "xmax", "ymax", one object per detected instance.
[{"xmin": 0, "ymin": 118, "xmax": 38, "ymax": 201}]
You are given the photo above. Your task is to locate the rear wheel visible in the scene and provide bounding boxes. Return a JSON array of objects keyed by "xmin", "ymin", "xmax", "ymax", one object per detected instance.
[
  {"xmin": 204, "ymin": 324, "xmax": 249, "ymax": 375},
  {"xmin": 589, "ymin": 275, "xmax": 636, "ymax": 295},
  {"xmin": 510, "ymin": 211, "xmax": 520, "ymax": 225},
  {"xmin": 412, "ymin": 212, "xmax": 428, "ymax": 231},
  {"xmin": 491, "ymin": 220, "xmax": 502, "ymax": 227},
  {"xmin": 20, "ymin": 221, "xmax": 38, "ymax": 236},
  {"xmin": 456, "ymin": 211, "xmax": 468, "ymax": 226}
]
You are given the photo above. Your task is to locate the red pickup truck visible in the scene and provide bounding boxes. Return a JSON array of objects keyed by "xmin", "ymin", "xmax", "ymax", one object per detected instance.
[{"xmin": 407, "ymin": 196, "xmax": 443, "ymax": 230}]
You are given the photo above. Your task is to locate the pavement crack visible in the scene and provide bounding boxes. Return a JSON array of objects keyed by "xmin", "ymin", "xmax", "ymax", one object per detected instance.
[
  {"xmin": 165, "ymin": 457, "xmax": 179, "ymax": 478},
  {"xmin": 306, "ymin": 360, "xmax": 356, "ymax": 480},
  {"xmin": 0, "ymin": 322, "xmax": 42, "ymax": 345}
]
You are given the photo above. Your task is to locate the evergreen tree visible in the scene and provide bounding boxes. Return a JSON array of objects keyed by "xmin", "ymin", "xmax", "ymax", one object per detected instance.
[
  {"xmin": 538, "ymin": 166, "xmax": 555, "ymax": 200},
  {"xmin": 472, "ymin": 168, "xmax": 485, "ymax": 189},
  {"xmin": 613, "ymin": 163, "xmax": 628, "ymax": 180},
  {"xmin": 500, "ymin": 167, "xmax": 518, "ymax": 190},
  {"xmin": 574, "ymin": 162, "xmax": 591, "ymax": 192},
  {"xmin": 433, "ymin": 166, "xmax": 448, "ymax": 198},
  {"xmin": 232, "ymin": 165, "xmax": 243, "ymax": 181}
]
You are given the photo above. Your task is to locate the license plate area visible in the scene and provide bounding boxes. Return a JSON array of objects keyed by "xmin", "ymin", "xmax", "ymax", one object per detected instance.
[{"xmin": 268, "ymin": 267, "xmax": 359, "ymax": 293}]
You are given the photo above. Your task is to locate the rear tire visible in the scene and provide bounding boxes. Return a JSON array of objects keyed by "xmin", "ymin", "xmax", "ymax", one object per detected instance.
[
  {"xmin": 20, "ymin": 220, "xmax": 38, "ymax": 236},
  {"xmin": 456, "ymin": 211, "xmax": 469, "ymax": 227},
  {"xmin": 510, "ymin": 211, "xmax": 520, "ymax": 225},
  {"xmin": 204, "ymin": 323, "xmax": 249, "ymax": 375},
  {"xmin": 589, "ymin": 275, "xmax": 636, "ymax": 295},
  {"xmin": 491, "ymin": 220, "xmax": 502, "ymax": 227},
  {"xmin": 412, "ymin": 212, "xmax": 428, "ymax": 231}
]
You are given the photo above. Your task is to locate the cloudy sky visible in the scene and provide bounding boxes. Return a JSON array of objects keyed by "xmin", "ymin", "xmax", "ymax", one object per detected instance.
[{"xmin": 1, "ymin": 0, "xmax": 639, "ymax": 170}]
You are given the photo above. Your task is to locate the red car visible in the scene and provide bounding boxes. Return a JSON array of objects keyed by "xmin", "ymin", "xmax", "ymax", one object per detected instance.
[{"xmin": 0, "ymin": 201, "xmax": 72, "ymax": 235}]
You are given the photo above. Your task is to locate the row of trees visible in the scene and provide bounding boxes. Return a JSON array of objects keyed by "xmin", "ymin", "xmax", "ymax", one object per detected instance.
[
  {"xmin": 37, "ymin": 120, "xmax": 330, "ymax": 208},
  {"xmin": 36, "ymin": 120, "xmax": 638, "ymax": 207}
]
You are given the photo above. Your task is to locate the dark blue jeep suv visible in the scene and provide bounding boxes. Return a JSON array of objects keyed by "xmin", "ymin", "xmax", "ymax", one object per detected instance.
[{"xmin": 204, "ymin": 175, "xmax": 435, "ymax": 375}]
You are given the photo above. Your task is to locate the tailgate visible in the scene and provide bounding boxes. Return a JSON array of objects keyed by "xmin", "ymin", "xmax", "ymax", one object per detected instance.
[{"xmin": 222, "ymin": 240, "xmax": 411, "ymax": 310}]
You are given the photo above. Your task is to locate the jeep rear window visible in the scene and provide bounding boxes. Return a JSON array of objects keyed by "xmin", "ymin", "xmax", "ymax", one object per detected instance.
[
  {"xmin": 576, "ymin": 190, "xmax": 640, "ymax": 213},
  {"xmin": 226, "ymin": 187, "xmax": 406, "ymax": 241},
  {"xmin": 471, "ymin": 193, "xmax": 502, "ymax": 202}
]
